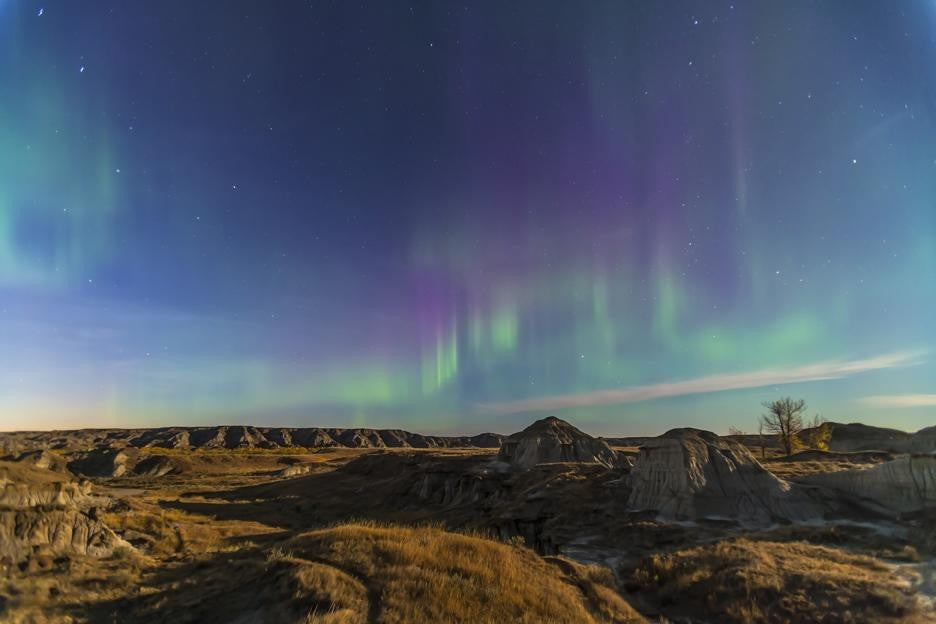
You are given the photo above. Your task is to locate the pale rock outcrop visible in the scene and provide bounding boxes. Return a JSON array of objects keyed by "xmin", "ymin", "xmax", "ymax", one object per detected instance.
[
  {"xmin": 133, "ymin": 455, "xmax": 176, "ymax": 477},
  {"xmin": 0, "ymin": 460, "xmax": 127, "ymax": 562},
  {"xmin": 498, "ymin": 417, "xmax": 619, "ymax": 470},
  {"xmin": 0, "ymin": 464, "xmax": 91, "ymax": 508},
  {"xmin": 276, "ymin": 464, "xmax": 314, "ymax": 478},
  {"xmin": 626, "ymin": 429, "xmax": 823, "ymax": 525},
  {"xmin": 803, "ymin": 454, "xmax": 936, "ymax": 515},
  {"xmin": 0, "ymin": 509, "xmax": 121, "ymax": 561},
  {"xmin": 10, "ymin": 449, "xmax": 63, "ymax": 471}
]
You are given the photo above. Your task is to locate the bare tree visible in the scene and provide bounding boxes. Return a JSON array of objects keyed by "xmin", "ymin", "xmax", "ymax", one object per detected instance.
[
  {"xmin": 760, "ymin": 397, "xmax": 807, "ymax": 456},
  {"xmin": 727, "ymin": 426, "xmax": 746, "ymax": 436}
]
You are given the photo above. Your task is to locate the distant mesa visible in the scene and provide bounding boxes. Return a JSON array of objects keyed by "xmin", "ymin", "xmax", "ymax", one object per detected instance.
[
  {"xmin": 124, "ymin": 425, "xmax": 504, "ymax": 451},
  {"xmin": 498, "ymin": 416, "xmax": 619, "ymax": 470},
  {"xmin": 0, "ymin": 425, "xmax": 504, "ymax": 454},
  {"xmin": 626, "ymin": 428, "xmax": 824, "ymax": 525},
  {"xmin": 802, "ymin": 421, "xmax": 936, "ymax": 454}
]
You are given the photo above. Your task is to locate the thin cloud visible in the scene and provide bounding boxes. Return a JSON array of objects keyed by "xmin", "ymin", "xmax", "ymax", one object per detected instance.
[
  {"xmin": 478, "ymin": 350, "xmax": 925, "ymax": 415},
  {"xmin": 858, "ymin": 394, "xmax": 936, "ymax": 408}
]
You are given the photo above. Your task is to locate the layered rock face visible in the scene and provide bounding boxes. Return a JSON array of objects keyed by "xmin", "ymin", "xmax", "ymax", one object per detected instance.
[
  {"xmin": 0, "ymin": 460, "xmax": 126, "ymax": 563},
  {"xmin": 803, "ymin": 454, "xmax": 936, "ymax": 515},
  {"xmin": 498, "ymin": 417, "xmax": 618, "ymax": 470},
  {"xmin": 67, "ymin": 447, "xmax": 178, "ymax": 478},
  {"xmin": 0, "ymin": 426, "xmax": 504, "ymax": 452},
  {"xmin": 0, "ymin": 463, "xmax": 91, "ymax": 508},
  {"xmin": 626, "ymin": 429, "xmax": 823, "ymax": 525}
]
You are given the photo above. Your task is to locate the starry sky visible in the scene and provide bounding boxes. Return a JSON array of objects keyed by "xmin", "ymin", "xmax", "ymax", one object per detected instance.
[{"xmin": 2, "ymin": 1, "xmax": 935, "ymax": 435}]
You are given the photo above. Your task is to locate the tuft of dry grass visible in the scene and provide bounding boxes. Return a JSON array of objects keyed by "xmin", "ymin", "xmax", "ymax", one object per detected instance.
[{"xmin": 627, "ymin": 537, "xmax": 930, "ymax": 623}]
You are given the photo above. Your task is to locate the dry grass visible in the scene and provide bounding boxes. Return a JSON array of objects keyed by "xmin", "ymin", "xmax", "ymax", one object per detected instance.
[
  {"xmin": 0, "ymin": 548, "xmax": 149, "ymax": 623},
  {"xmin": 763, "ymin": 459, "xmax": 868, "ymax": 479},
  {"xmin": 627, "ymin": 537, "xmax": 931, "ymax": 623},
  {"xmin": 281, "ymin": 522, "xmax": 645, "ymax": 623},
  {"xmin": 87, "ymin": 523, "xmax": 643, "ymax": 623},
  {"xmin": 25, "ymin": 523, "xmax": 644, "ymax": 623},
  {"xmin": 100, "ymin": 497, "xmax": 278, "ymax": 558}
]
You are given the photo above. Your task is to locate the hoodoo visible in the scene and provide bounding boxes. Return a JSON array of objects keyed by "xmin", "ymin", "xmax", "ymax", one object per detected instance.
[
  {"xmin": 498, "ymin": 417, "xmax": 619, "ymax": 470},
  {"xmin": 626, "ymin": 429, "xmax": 823, "ymax": 525}
]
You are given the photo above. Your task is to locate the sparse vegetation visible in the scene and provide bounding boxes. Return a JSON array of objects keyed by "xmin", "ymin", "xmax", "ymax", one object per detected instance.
[
  {"xmin": 278, "ymin": 523, "xmax": 644, "ymax": 624},
  {"xmin": 760, "ymin": 397, "xmax": 808, "ymax": 456},
  {"xmin": 3, "ymin": 421, "xmax": 933, "ymax": 623},
  {"xmin": 628, "ymin": 538, "xmax": 924, "ymax": 624},
  {"xmin": 800, "ymin": 416, "xmax": 832, "ymax": 451}
]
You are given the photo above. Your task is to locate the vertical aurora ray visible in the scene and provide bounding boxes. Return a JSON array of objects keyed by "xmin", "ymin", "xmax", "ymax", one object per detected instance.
[
  {"xmin": 421, "ymin": 323, "xmax": 459, "ymax": 395},
  {"xmin": 0, "ymin": 11, "xmax": 122, "ymax": 290}
]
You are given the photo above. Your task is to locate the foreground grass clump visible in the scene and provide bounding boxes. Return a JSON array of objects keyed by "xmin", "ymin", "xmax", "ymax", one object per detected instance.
[
  {"xmin": 61, "ymin": 522, "xmax": 642, "ymax": 623},
  {"xmin": 628, "ymin": 538, "xmax": 928, "ymax": 624},
  {"xmin": 283, "ymin": 522, "xmax": 644, "ymax": 624}
]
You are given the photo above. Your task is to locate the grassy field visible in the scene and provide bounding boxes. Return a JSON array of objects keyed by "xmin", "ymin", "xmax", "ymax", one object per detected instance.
[{"xmin": 627, "ymin": 537, "xmax": 929, "ymax": 624}]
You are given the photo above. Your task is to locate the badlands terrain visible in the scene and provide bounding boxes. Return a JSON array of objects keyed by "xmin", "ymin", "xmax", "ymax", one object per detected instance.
[{"xmin": 0, "ymin": 417, "xmax": 934, "ymax": 623}]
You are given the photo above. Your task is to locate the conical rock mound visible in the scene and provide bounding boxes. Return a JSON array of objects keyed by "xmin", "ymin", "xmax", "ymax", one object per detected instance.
[
  {"xmin": 627, "ymin": 428, "xmax": 823, "ymax": 525},
  {"xmin": 498, "ymin": 417, "xmax": 618, "ymax": 470}
]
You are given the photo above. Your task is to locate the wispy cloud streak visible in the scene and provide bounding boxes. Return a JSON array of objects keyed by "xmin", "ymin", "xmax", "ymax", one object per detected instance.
[
  {"xmin": 478, "ymin": 350, "xmax": 925, "ymax": 415},
  {"xmin": 858, "ymin": 394, "xmax": 936, "ymax": 408}
]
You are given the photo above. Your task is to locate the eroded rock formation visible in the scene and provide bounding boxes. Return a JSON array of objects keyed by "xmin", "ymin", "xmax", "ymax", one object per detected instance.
[
  {"xmin": 0, "ymin": 426, "xmax": 504, "ymax": 452},
  {"xmin": 498, "ymin": 417, "xmax": 619, "ymax": 470},
  {"xmin": 626, "ymin": 429, "xmax": 823, "ymax": 525},
  {"xmin": 0, "ymin": 459, "xmax": 127, "ymax": 563},
  {"xmin": 803, "ymin": 454, "xmax": 936, "ymax": 515}
]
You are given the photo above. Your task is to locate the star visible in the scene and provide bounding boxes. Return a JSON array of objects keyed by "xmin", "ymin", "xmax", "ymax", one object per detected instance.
[
  {"xmin": 79, "ymin": 66, "xmax": 86, "ymax": 73},
  {"xmin": 37, "ymin": 8, "xmax": 44, "ymax": 17}
]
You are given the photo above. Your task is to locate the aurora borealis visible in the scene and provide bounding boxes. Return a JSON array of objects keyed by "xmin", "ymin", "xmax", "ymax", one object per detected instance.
[{"xmin": 1, "ymin": 1, "xmax": 934, "ymax": 434}]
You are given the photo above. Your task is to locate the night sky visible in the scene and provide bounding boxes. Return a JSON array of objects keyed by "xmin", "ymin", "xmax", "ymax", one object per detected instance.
[{"xmin": 2, "ymin": 1, "xmax": 935, "ymax": 434}]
